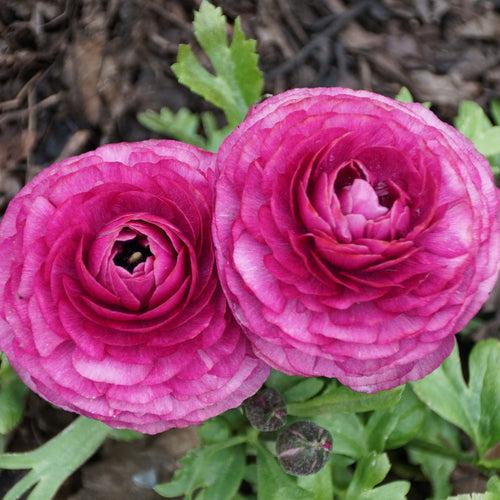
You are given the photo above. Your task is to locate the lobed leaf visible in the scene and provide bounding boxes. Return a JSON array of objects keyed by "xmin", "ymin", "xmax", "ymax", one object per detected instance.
[
  {"xmin": 413, "ymin": 339, "xmax": 500, "ymax": 461},
  {"xmin": 172, "ymin": 1, "xmax": 263, "ymax": 128}
]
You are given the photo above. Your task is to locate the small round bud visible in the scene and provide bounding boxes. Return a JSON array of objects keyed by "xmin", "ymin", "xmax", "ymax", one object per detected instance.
[
  {"xmin": 242, "ymin": 388, "xmax": 287, "ymax": 431},
  {"xmin": 276, "ymin": 421, "xmax": 332, "ymax": 476}
]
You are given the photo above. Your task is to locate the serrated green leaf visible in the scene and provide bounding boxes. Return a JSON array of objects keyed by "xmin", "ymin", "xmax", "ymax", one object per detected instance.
[
  {"xmin": 287, "ymin": 385, "xmax": 403, "ymax": 417},
  {"xmin": 256, "ymin": 443, "xmax": 311, "ymax": 500},
  {"xmin": 173, "ymin": 45, "xmax": 241, "ymax": 125},
  {"xmin": 231, "ymin": 18, "xmax": 263, "ymax": 105},
  {"xmin": 455, "ymin": 101, "xmax": 493, "ymax": 141},
  {"xmin": 283, "ymin": 378, "xmax": 325, "ymax": 403},
  {"xmin": 172, "ymin": 1, "xmax": 262, "ymax": 128},
  {"xmin": 473, "ymin": 126, "xmax": 500, "ymax": 156},
  {"xmin": 395, "ymin": 87, "xmax": 413, "ymax": 103},
  {"xmin": 413, "ymin": 339, "xmax": 500, "ymax": 460}
]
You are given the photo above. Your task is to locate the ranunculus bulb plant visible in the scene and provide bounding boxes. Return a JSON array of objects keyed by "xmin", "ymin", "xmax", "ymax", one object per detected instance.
[
  {"xmin": 213, "ymin": 87, "xmax": 499, "ymax": 392},
  {"xmin": 1, "ymin": 3, "xmax": 500, "ymax": 498},
  {"xmin": 0, "ymin": 140, "xmax": 269, "ymax": 433}
]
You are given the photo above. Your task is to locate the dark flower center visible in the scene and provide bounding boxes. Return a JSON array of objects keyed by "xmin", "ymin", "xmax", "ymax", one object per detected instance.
[{"xmin": 113, "ymin": 236, "xmax": 153, "ymax": 273}]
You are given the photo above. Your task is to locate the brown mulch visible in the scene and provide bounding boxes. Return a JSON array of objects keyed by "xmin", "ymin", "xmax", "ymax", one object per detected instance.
[{"xmin": 0, "ymin": 0, "xmax": 499, "ymax": 498}]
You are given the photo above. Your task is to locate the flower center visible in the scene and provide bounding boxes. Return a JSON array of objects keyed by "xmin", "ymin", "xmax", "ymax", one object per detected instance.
[{"xmin": 113, "ymin": 236, "xmax": 153, "ymax": 273}]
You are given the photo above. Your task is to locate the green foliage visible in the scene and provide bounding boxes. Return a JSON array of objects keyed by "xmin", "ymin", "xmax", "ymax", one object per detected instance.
[
  {"xmin": 395, "ymin": 86, "xmax": 413, "ymax": 103},
  {"xmin": 0, "ymin": 417, "xmax": 109, "ymax": 500},
  {"xmin": 408, "ymin": 412, "xmax": 460, "ymax": 499},
  {"xmin": 395, "ymin": 86, "xmax": 431, "ymax": 108},
  {"xmin": 287, "ymin": 383, "xmax": 404, "ymax": 417},
  {"xmin": 138, "ymin": 1, "xmax": 263, "ymax": 151},
  {"xmin": 256, "ymin": 444, "xmax": 311, "ymax": 500},
  {"xmin": 413, "ymin": 339, "xmax": 500, "ymax": 467},
  {"xmin": 107, "ymin": 428, "xmax": 144, "ymax": 441},
  {"xmin": 345, "ymin": 452, "xmax": 410, "ymax": 500},
  {"xmin": 154, "ymin": 436, "xmax": 247, "ymax": 499},
  {"xmin": 454, "ymin": 100, "xmax": 500, "ymax": 174},
  {"xmin": 0, "ymin": 355, "xmax": 28, "ymax": 435}
]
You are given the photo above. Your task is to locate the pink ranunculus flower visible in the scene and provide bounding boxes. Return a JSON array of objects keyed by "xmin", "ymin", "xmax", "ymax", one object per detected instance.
[
  {"xmin": 0, "ymin": 140, "xmax": 269, "ymax": 433},
  {"xmin": 213, "ymin": 88, "xmax": 499, "ymax": 393}
]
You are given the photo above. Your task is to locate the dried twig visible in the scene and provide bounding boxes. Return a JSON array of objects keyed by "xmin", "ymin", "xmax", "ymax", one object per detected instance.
[{"xmin": 267, "ymin": 0, "xmax": 374, "ymax": 78}]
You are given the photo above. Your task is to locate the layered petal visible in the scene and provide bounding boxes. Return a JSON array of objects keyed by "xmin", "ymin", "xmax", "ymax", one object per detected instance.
[
  {"xmin": 0, "ymin": 140, "xmax": 269, "ymax": 433},
  {"xmin": 213, "ymin": 87, "xmax": 499, "ymax": 392}
]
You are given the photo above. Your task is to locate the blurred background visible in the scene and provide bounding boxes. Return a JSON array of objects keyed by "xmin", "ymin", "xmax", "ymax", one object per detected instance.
[{"xmin": 0, "ymin": 1, "xmax": 499, "ymax": 498}]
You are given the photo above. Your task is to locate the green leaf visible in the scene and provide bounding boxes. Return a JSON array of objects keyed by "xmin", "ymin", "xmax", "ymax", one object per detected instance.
[
  {"xmin": 155, "ymin": 436, "xmax": 247, "ymax": 498},
  {"xmin": 0, "ymin": 417, "xmax": 109, "ymax": 500},
  {"xmin": 473, "ymin": 126, "xmax": 500, "ymax": 156},
  {"xmin": 384, "ymin": 386, "xmax": 428, "ymax": 449},
  {"xmin": 266, "ymin": 371, "xmax": 305, "ymax": 393},
  {"xmin": 283, "ymin": 378, "xmax": 325, "ymax": 403},
  {"xmin": 413, "ymin": 339, "xmax": 500, "ymax": 460},
  {"xmin": 470, "ymin": 340, "xmax": 500, "ymax": 464},
  {"xmin": 487, "ymin": 476, "xmax": 500, "ymax": 495},
  {"xmin": 199, "ymin": 445, "xmax": 246, "ymax": 500},
  {"xmin": 360, "ymin": 481, "xmax": 410, "ymax": 500},
  {"xmin": 107, "ymin": 428, "xmax": 143, "ymax": 441},
  {"xmin": 172, "ymin": 1, "xmax": 262, "ymax": 128},
  {"xmin": 313, "ymin": 413, "xmax": 367, "ymax": 459},
  {"xmin": 344, "ymin": 452, "xmax": 410, "ymax": 499},
  {"xmin": 408, "ymin": 412, "xmax": 460, "ymax": 499},
  {"xmin": 198, "ymin": 417, "xmax": 231, "ymax": 444},
  {"xmin": 395, "ymin": 87, "xmax": 413, "ymax": 103},
  {"xmin": 287, "ymin": 384, "xmax": 403, "ymax": 417},
  {"xmin": 447, "ymin": 494, "xmax": 496, "ymax": 500},
  {"xmin": 138, "ymin": 107, "xmax": 206, "ymax": 149},
  {"xmin": 230, "ymin": 18, "xmax": 263, "ymax": 106},
  {"xmin": 0, "ymin": 359, "xmax": 28, "ymax": 435},
  {"xmin": 297, "ymin": 465, "xmax": 334, "ymax": 500},
  {"xmin": 412, "ymin": 343, "xmax": 475, "ymax": 439},
  {"xmin": 256, "ymin": 443, "xmax": 311, "ymax": 500},
  {"xmin": 201, "ymin": 112, "xmax": 231, "ymax": 151},
  {"xmin": 491, "ymin": 99, "xmax": 500, "ymax": 125},
  {"xmin": 455, "ymin": 101, "xmax": 493, "ymax": 141},
  {"xmin": 330, "ymin": 454, "xmax": 355, "ymax": 492}
]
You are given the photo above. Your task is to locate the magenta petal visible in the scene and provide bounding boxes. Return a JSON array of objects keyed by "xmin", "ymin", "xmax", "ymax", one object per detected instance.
[{"xmin": 213, "ymin": 87, "xmax": 499, "ymax": 394}]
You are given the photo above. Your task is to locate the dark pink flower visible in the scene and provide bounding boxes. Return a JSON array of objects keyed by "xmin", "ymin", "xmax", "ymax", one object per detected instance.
[
  {"xmin": 213, "ymin": 88, "xmax": 499, "ymax": 392},
  {"xmin": 0, "ymin": 140, "xmax": 268, "ymax": 433}
]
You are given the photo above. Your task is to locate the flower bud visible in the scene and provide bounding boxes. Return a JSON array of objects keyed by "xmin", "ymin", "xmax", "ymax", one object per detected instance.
[
  {"xmin": 242, "ymin": 387, "xmax": 287, "ymax": 431},
  {"xmin": 276, "ymin": 421, "xmax": 332, "ymax": 476}
]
